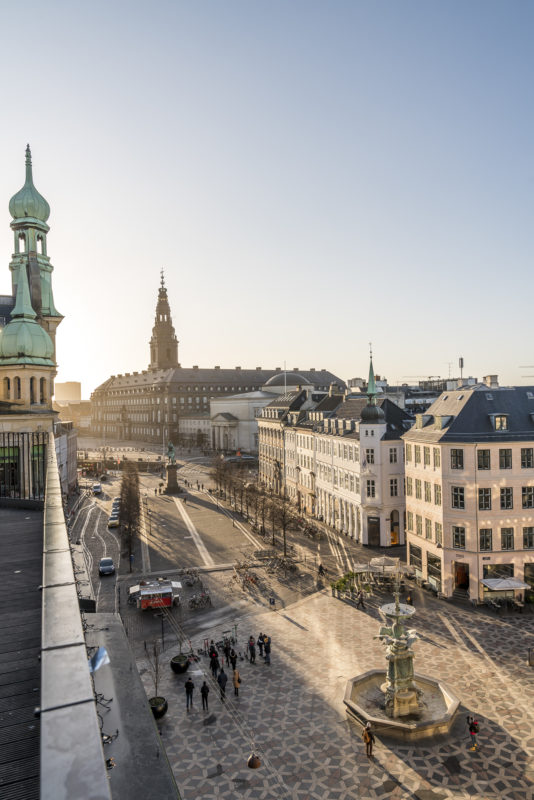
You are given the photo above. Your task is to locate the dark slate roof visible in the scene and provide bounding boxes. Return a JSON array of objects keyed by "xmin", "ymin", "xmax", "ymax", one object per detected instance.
[
  {"xmin": 404, "ymin": 386, "xmax": 534, "ymax": 443},
  {"xmin": 93, "ymin": 368, "xmax": 344, "ymax": 394},
  {"xmin": 267, "ymin": 390, "xmax": 306, "ymax": 409},
  {"xmin": 0, "ymin": 507, "xmax": 42, "ymax": 798}
]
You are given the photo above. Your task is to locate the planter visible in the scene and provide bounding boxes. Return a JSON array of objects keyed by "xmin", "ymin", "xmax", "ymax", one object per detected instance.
[
  {"xmin": 170, "ymin": 654, "xmax": 189, "ymax": 674},
  {"xmin": 149, "ymin": 696, "xmax": 168, "ymax": 719}
]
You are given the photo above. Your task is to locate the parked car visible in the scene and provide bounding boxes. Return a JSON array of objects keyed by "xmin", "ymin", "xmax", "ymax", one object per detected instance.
[
  {"xmin": 92, "ymin": 483, "xmax": 102, "ymax": 495},
  {"xmin": 99, "ymin": 557, "xmax": 115, "ymax": 575},
  {"xmin": 108, "ymin": 516, "xmax": 120, "ymax": 528}
]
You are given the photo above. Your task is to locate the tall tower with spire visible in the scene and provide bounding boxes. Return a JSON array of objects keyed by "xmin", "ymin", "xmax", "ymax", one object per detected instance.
[
  {"xmin": 149, "ymin": 271, "xmax": 179, "ymax": 370},
  {"xmin": 8, "ymin": 145, "xmax": 63, "ymax": 362}
]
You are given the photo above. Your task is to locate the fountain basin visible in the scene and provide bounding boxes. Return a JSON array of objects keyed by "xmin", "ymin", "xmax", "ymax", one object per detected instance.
[{"xmin": 344, "ymin": 669, "xmax": 459, "ymax": 741}]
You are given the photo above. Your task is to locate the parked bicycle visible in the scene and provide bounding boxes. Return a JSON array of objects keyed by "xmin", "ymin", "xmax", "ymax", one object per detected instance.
[{"xmin": 188, "ymin": 591, "xmax": 212, "ymax": 609}]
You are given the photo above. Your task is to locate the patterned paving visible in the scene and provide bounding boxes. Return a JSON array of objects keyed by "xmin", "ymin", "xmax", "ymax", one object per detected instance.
[{"xmin": 139, "ymin": 584, "xmax": 534, "ymax": 800}]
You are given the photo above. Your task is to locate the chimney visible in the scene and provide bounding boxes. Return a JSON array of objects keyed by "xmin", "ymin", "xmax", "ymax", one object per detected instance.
[
  {"xmin": 235, "ymin": 366, "xmax": 241, "ymax": 371},
  {"xmin": 256, "ymin": 366, "xmax": 262, "ymax": 370},
  {"xmin": 214, "ymin": 366, "xmax": 220, "ymax": 370},
  {"xmin": 483, "ymin": 375, "xmax": 499, "ymax": 388},
  {"xmin": 193, "ymin": 365, "xmax": 199, "ymax": 370}
]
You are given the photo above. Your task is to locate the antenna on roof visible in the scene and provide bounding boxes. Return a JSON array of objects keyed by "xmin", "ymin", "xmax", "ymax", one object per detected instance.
[
  {"xmin": 284, "ymin": 360, "xmax": 286, "ymax": 395},
  {"xmin": 459, "ymin": 357, "xmax": 464, "ymax": 381}
]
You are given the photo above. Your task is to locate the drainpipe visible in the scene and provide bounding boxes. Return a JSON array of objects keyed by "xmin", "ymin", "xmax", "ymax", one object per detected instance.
[{"xmin": 474, "ymin": 443, "xmax": 480, "ymax": 604}]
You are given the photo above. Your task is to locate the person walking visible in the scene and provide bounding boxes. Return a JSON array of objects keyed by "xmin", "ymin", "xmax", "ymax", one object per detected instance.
[
  {"xmin": 185, "ymin": 677, "xmax": 194, "ymax": 712},
  {"xmin": 263, "ymin": 635, "xmax": 271, "ymax": 665},
  {"xmin": 468, "ymin": 717, "xmax": 479, "ymax": 750},
  {"xmin": 233, "ymin": 668, "xmax": 241, "ymax": 697},
  {"xmin": 230, "ymin": 648, "xmax": 237, "ymax": 671},
  {"xmin": 209, "ymin": 652, "xmax": 220, "ymax": 679},
  {"xmin": 200, "ymin": 681, "xmax": 209, "ymax": 711},
  {"xmin": 248, "ymin": 637, "xmax": 256, "ymax": 664},
  {"xmin": 223, "ymin": 641, "xmax": 231, "ymax": 667},
  {"xmin": 217, "ymin": 668, "xmax": 227, "ymax": 702},
  {"xmin": 362, "ymin": 722, "xmax": 375, "ymax": 757},
  {"xmin": 356, "ymin": 589, "xmax": 366, "ymax": 610},
  {"xmin": 257, "ymin": 633, "xmax": 264, "ymax": 658}
]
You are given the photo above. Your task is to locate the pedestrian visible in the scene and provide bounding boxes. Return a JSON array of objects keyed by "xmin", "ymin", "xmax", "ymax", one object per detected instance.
[
  {"xmin": 208, "ymin": 640, "xmax": 217, "ymax": 658},
  {"xmin": 154, "ymin": 488, "xmax": 157, "ymax": 496},
  {"xmin": 185, "ymin": 677, "xmax": 194, "ymax": 711},
  {"xmin": 200, "ymin": 681, "xmax": 209, "ymax": 711},
  {"xmin": 263, "ymin": 635, "xmax": 271, "ymax": 665},
  {"xmin": 217, "ymin": 668, "xmax": 227, "ymax": 701},
  {"xmin": 356, "ymin": 589, "xmax": 366, "ymax": 610},
  {"xmin": 233, "ymin": 667, "xmax": 241, "ymax": 696},
  {"xmin": 468, "ymin": 717, "xmax": 479, "ymax": 750},
  {"xmin": 257, "ymin": 633, "xmax": 264, "ymax": 658},
  {"xmin": 248, "ymin": 637, "xmax": 256, "ymax": 664},
  {"xmin": 230, "ymin": 648, "xmax": 237, "ymax": 671},
  {"xmin": 318, "ymin": 563, "xmax": 325, "ymax": 577},
  {"xmin": 362, "ymin": 722, "xmax": 375, "ymax": 757},
  {"xmin": 183, "ymin": 496, "xmax": 187, "ymax": 504},
  {"xmin": 209, "ymin": 653, "xmax": 220, "ymax": 678},
  {"xmin": 223, "ymin": 641, "xmax": 231, "ymax": 666}
]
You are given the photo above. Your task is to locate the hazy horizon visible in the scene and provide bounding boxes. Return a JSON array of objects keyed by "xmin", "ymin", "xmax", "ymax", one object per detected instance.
[{"xmin": 1, "ymin": 1, "xmax": 533, "ymax": 398}]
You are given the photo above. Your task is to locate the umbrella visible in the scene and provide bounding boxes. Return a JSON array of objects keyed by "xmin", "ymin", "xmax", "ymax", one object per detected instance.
[
  {"xmin": 481, "ymin": 578, "xmax": 529, "ymax": 591},
  {"xmin": 369, "ymin": 556, "xmax": 399, "ymax": 568}
]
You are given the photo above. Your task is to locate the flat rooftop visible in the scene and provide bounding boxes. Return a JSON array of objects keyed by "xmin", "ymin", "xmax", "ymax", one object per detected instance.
[{"xmin": 0, "ymin": 507, "xmax": 43, "ymax": 800}]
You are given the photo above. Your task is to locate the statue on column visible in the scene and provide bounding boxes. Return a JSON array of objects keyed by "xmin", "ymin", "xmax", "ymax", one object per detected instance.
[{"xmin": 167, "ymin": 441, "xmax": 176, "ymax": 464}]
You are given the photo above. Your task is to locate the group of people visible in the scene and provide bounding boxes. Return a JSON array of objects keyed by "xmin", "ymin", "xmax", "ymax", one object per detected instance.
[{"xmin": 247, "ymin": 632, "xmax": 272, "ymax": 665}]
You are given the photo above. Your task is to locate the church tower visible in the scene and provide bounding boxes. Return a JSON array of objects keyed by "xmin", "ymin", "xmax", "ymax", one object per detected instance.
[
  {"xmin": 8, "ymin": 145, "xmax": 63, "ymax": 362},
  {"xmin": 149, "ymin": 272, "xmax": 179, "ymax": 370}
]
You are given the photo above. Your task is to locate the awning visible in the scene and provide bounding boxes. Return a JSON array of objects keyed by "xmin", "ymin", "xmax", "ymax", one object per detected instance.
[
  {"xmin": 369, "ymin": 557, "xmax": 399, "ymax": 568},
  {"xmin": 481, "ymin": 578, "xmax": 530, "ymax": 591}
]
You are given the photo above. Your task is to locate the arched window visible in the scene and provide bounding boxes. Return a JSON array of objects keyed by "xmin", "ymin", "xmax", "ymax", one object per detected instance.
[
  {"xmin": 18, "ymin": 234, "xmax": 26, "ymax": 253},
  {"xmin": 37, "ymin": 235, "xmax": 44, "ymax": 255},
  {"xmin": 3, "ymin": 377, "xmax": 10, "ymax": 400},
  {"xmin": 14, "ymin": 376, "xmax": 21, "ymax": 399},
  {"xmin": 40, "ymin": 378, "xmax": 46, "ymax": 403},
  {"xmin": 30, "ymin": 377, "xmax": 36, "ymax": 404}
]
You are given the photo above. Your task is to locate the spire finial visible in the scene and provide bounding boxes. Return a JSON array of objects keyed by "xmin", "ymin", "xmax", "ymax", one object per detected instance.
[
  {"xmin": 160, "ymin": 269, "xmax": 165, "ymax": 289},
  {"xmin": 367, "ymin": 345, "xmax": 377, "ymax": 403},
  {"xmin": 25, "ymin": 144, "xmax": 33, "ymax": 184}
]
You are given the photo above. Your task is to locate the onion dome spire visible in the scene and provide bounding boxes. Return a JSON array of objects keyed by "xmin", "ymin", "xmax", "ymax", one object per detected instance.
[
  {"xmin": 361, "ymin": 344, "xmax": 385, "ymax": 423},
  {"xmin": 9, "ymin": 145, "xmax": 51, "ymax": 222}
]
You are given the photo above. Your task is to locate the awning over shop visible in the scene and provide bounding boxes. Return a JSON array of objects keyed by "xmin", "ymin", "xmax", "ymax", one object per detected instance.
[{"xmin": 481, "ymin": 578, "xmax": 530, "ymax": 591}]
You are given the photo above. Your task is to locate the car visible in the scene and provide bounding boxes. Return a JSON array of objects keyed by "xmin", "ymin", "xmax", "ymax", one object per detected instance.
[
  {"xmin": 107, "ymin": 517, "xmax": 120, "ymax": 528},
  {"xmin": 99, "ymin": 557, "xmax": 115, "ymax": 575},
  {"xmin": 112, "ymin": 497, "xmax": 120, "ymax": 503},
  {"xmin": 92, "ymin": 483, "xmax": 102, "ymax": 495}
]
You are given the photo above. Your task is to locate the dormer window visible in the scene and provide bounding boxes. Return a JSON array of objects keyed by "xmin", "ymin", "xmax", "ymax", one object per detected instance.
[{"xmin": 491, "ymin": 414, "xmax": 508, "ymax": 431}]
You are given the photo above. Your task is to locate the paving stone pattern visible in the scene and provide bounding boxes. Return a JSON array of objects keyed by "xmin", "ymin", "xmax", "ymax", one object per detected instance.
[{"xmin": 139, "ymin": 585, "xmax": 534, "ymax": 800}]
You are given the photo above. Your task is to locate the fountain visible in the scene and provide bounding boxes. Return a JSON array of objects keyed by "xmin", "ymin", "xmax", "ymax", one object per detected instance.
[{"xmin": 344, "ymin": 570, "xmax": 460, "ymax": 740}]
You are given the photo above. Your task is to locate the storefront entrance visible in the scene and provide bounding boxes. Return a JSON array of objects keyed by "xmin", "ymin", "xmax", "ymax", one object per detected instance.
[
  {"xmin": 390, "ymin": 510, "xmax": 399, "ymax": 545},
  {"xmin": 454, "ymin": 562, "xmax": 469, "ymax": 591},
  {"xmin": 367, "ymin": 516, "xmax": 380, "ymax": 547}
]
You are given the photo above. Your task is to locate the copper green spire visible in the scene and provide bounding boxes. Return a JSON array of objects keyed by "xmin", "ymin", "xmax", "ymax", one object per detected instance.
[
  {"xmin": 12, "ymin": 263, "xmax": 36, "ymax": 320},
  {"xmin": 367, "ymin": 345, "xmax": 377, "ymax": 402},
  {"xmin": 9, "ymin": 144, "xmax": 51, "ymax": 222}
]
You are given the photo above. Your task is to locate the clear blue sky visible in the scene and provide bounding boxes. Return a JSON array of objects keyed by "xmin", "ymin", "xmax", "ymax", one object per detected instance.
[{"xmin": 1, "ymin": 1, "xmax": 533, "ymax": 397}]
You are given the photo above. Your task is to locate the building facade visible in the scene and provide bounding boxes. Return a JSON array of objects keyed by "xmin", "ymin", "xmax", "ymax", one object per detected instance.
[
  {"xmin": 404, "ymin": 383, "xmax": 534, "ymax": 600},
  {"xmin": 258, "ymin": 360, "xmax": 413, "ymax": 546},
  {"xmin": 91, "ymin": 284, "xmax": 343, "ymax": 448}
]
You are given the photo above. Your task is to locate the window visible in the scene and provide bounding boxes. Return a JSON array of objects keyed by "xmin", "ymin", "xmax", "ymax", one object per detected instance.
[
  {"xmin": 414, "ymin": 446, "xmax": 421, "ymax": 464},
  {"xmin": 494, "ymin": 415, "xmax": 508, "ymax": 430},
  {"xmin": 415, "ymin": 479, "xmax": 422, "ymax": 499},
  {"xmin": 390, "ymin": 478, "xmax": 398, "ymax": 497},
  {"xmin": 451, "ymin": 449, "xmax": 464, "ymax": 469},
  {"xmin": 406, "ymin": 477, "xmax": 413, "ymax": 496},
  {"xmin": 434, "ymin": 484, "xmax": 442, "ymax": 506},
  {"xmin": 523, "ymin": 487, "xmax": 534, "ymax": 508},
  {"xmin": 478, "ymin": 488, "xmax": 492, "ymax": 511},
  {"xmin": 501, "ymin": 528, "xmax": 514, "ymax": 551},
  {"xmin": 405, "ymin": 444, "xmax": 412, "ymax": 462},
  {"xmin": 433, "ymin": 448, "xmax": 441, "ymax": 468},
  {"xmin": 452, "ymin": 486, "xmax": 465, "ymax": 509},
  {"xmin": 523, "ymin": 527, "xmax": 534, "ymax": 549},
  {"xmin": 365, "ymin": 448, "xmax": 375, "ymax": 464},
  {"xmin": 500, "ymin": 487, "xmax": 513, "ymax": 509},
  {"xmin": 424, "ymin": 481, "xmax": 431, "ymax": 503},
  {"xmin": 424, "ymin": 447, "xmax": 430, "ymax": 466},
  {"xmin": 479, "ymin": 529, "xmax": 493, "ymax": 551},
  {"xmin": 477, "ymin": 449, "xmax": 490, "ymax": 470},
  {"xmin": 499, "ymin": 449, "xmax": 512, "ymax": 469},
  {"xmin": 416, "ymin": 515, "xmax": 422, "ymax": 536},
  {"xmin": 389, "ymin": 448, "xmax": 397, "ymax": 464},
  {"xmin": 453, "ymin": 526, "xmax": 465, "ymax": 549},
  {"xmin": 407, "ymin": 511, "xmax": 414, "ymax": 531},
  {"xmin": 435, "ymin": 521, "xmax": 443, "ymax": 545},
  {"xmin": 521, "ymin": 448, "xmax": 534, "ymax": 469},
  {"xmin": 425, "ymin": 518, "xmax": 432, "ymax": 539},
  {"xmin": 366, "ymin": 479, "xmax": 375, "ymax": 498}
]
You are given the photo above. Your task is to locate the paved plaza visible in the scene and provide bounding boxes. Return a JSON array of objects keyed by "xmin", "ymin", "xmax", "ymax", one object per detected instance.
[{"xmin": 139, "ymin": 584, "xmax": 534, "ymax": 800}]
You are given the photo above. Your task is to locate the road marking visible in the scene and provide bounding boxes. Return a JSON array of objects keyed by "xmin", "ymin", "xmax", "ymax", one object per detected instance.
[
  {"xmin": 140, "ymin": 502, "xmax": 151, "ymax": 574},
  {"xmin": 172, "ymin": 498, "xmax": 214, "ymax": 566}
]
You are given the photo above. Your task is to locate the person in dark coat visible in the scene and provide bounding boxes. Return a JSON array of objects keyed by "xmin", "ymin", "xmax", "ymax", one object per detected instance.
[
  {"xmin": 223, "ymin": 641, "xmax": 231, "ymax": 666},
  {"xmin": 230, "ymin": 648, "xmax": 237, "ymax": 670},
  {"xmin": 209, "ymin": 652, "xmax": 220, "ymax": 678},
  {"xmin": 263, "ymin": 635, "xmax": 271, "ymax": 665},
  {"xmin": 185, "ymin": 677, "xmax": 194, "ymax": 711},
  {"xmin": 217, "ymin": 668, "xmax": 228, "ymax": 701},
  {"xmin": 248, "ymin": 637, "xmax": 256, "ymax": 664},
  {"xmin": 257, "ymin": 633, "xmax": 264, "ymax": 658},
  {"xmin": 200, "ymin": 681, "xmax": 209, "ymax": 711}
]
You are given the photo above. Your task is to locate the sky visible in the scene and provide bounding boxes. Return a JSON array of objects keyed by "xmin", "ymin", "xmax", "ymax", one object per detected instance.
[{"xmin": 0, "ymin": 0, "xmax": 533, "ymax": 398}]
